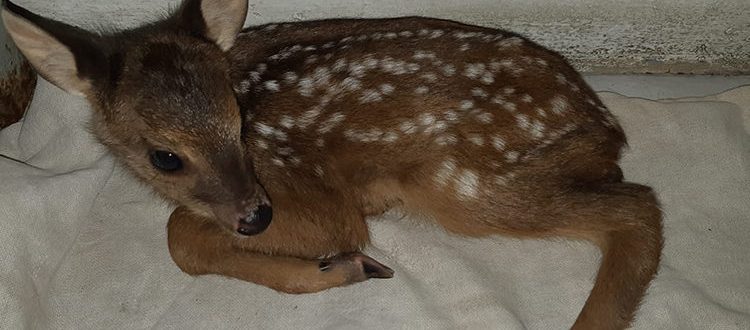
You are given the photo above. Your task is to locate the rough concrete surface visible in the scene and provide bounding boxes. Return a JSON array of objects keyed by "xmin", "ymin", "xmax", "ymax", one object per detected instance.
[{"xmin": 5, "ymin": 0, "xmax": 750, "ymax": 74}]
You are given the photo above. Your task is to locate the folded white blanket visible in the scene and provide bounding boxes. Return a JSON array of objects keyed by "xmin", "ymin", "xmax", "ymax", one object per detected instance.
[{"xmin": 1, "ymin": 76, "xmax": 749, "ymax": 329}]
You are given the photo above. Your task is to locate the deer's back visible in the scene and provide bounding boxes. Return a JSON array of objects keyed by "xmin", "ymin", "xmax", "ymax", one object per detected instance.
[{"xmin": 228, "ymin": 17, "xmax": 625, "ymax": 194}]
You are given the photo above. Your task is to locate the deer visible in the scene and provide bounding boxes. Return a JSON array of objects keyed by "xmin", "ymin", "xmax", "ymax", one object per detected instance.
[{"xmin": 2, "ymin": 0, "xmax": 663, "ymax": 328}]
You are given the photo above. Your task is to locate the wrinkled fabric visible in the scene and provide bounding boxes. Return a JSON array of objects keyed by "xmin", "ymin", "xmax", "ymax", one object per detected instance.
[{"xmin": 1, "ymin": 78, "xmax": 749, "ymax": 329}]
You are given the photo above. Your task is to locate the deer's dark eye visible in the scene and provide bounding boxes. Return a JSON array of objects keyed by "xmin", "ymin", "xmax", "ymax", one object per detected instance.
[{"xmin": 149, "ymin": 150, "xmax": 183, "ymax": 172}]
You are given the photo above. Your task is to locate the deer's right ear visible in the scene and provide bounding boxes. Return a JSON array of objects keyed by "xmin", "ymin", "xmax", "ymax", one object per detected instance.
[
  {"xmin": 2, "ymin": 4, "xmax": 105, "ymax": 97},
  {"xmin": 175, "ymin": 0, "xmax": 248, "ymax": 51}
]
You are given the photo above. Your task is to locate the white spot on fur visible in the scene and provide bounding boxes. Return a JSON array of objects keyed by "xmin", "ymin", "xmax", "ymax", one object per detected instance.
[
  {"xmin": 235, "ymin": 80, "xmax": 251, "ymax": 94},
  {"xmin": 318, "ymin": 112, "xmax": 346, "ymax": 134},
  {"xmin": 382, "ymin": 132, "xmax": 399, "ymax": 143},
  {"xmin": 349, "ymin": 62, "xmax": 367, "ymax": 78},
  {"xmin": 413, "ymin": 50, "xmax": 437, "ymax": 60},
  {"xmin": 516, "ymin": 114, "xmax": 530, "ymax": 130},
  {"xmin": 363, "ymin": 56, "xmax": 379, "ymax": 70},
  {"xmin": 264, "ymin": 80, "xmax": 281, "ymax": 92},
  {"xmin": 341, "ymin": 77, "xmax": 362, "ymax": 91},
  {"xmin": 279, "ymin": 115, "xmax": 295, "ymax": 129},
  {"xmin": 530, "ymin": 120, "xmax": 546, "ymax": 139},
  {"xmin": 505, "ymin": 151, "xmax": 520, "ymax": 163},
  {"xmin": 502, "ymin": 87, "xmax": 515, "ymax": 95},
  {"xmin": 418, "ymin": 113, "xmax": 436, "ymax": 126},
  {"xmin": 400, "ymin": 120, "xmax": 418, "ymax": 134},
  {"xmin": 480, "ymin": 72, "xmax": 495, "ymax": 85},
  {"xmin": 456, "ymin": 170, "xmax": 479, "ymax": 199},
  {"xmin": 314, "ymin": 165, "xmax": 324, "ymax": 177},
  {"xmin": 453, "ymin": 31, "xmax": 478, "ymax": 39},
  {"xmin": 472, "ymin": 88, "xmax": 489, "ymax": 98},
  {"xmin": 464, "ymin": 63, "xmax": 485, "ymax": 79},
  {"xmin": 443, "ymin": 110, "xmax": 459, "ymax": 122},
  {"xmin": 460, "ymin": 100, "xmax": 475, "ymax": 110},
  {"xmin": 435, "ymin": 134, "xmax": 457, "ymax": 146},
  {"xmin": 521, "ymin": 94, "xmax": 534, "ymax": 103},
  {"xmin": 496, "ymin": 37, "xmax": 524, "ymax": 49},
  {"xmin": 536, "ymin": 107, "xmax": 547, "ymax": 117},
  {"xmin": 248, "ymin": 72, "xmax": 261, "ymax": 83},
  {"xmin": 255, "ymin": 122, "xmax": 275, "ymax": 137},
  {"xmin": 255, "ymin": 140, "xmax": 268, "ymax": 150},
  {"xmin": 460, "ymin": 43, "xmax": 470, "ymax": 52},
  {"xmin": 492, "ymin": 136, "xmax": 506, "ymax": 150},
  {"xmin": 277, "ymin": 147, "xmax": 293, "ymax": 156},
  {"xmin": 282, "ymin": 72, "xmax": 299, "ymax": 84},
  {"xmin": 442, "ymin": 64, "xmax": 457, "ymax": 76},
  {"xmin": 272, "ymin": 158, "xmax": 285, "ymax": 167},
  {"xmin": 360, "ymin": 89, "xmax": 383, "ymax": 103},
  {"xmin": 415, "ymin": 86, "xmax": 430, "ymax": 94},
  {"xmin": 298, "ymin": 108, "xmax": 322, "ymax": 128},
  {"xmin": 476, "ymin": 112, "xmax": 493, "ymax": 124},
  {"xmin": 298, "ymin": 78, "xmax": 314, "ymax": 96},
  {"xmin": 312, "ymin": 67, "xmax": 332, "ymax": 87},
  {"xmin": 435, "ymin": 159, "xmax": 457, "ymax": 186},
  {"xmin": 550, "ymin": 95, "xmax": 570, "ymax": 114},
  {"xmin": 491, "ymin": 95, "xmax": 506, "ymax": 105},
  {"xmin": 421, "ymin": 72, "xmax": 438, "ymax": 82},
  {"xmin": 495, "ymin": 173, "xmax": 516, "ymax": 186},
  {"xmin": 429, "ymin": 30, "xmax": 445, "ymax": 39},
  {"xmin": 468, "ymin": 134, "xmax": 484, "ymax": 146},
  {"xmin": 379, "ymin": 83, "xmax": 395, "ymax": 95},
  {"xmin": 425, "ymin": 120, "xmax": 448, "ymax": 134},
  {"xmin": 332, "ymin": 58, "xmax": 348, "ymax": 72}
]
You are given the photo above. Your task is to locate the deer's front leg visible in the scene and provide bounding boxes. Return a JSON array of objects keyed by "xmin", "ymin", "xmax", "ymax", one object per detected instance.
[{"xmin": 166, "ymin": 207, "xmax": 393, "ymax": 294}]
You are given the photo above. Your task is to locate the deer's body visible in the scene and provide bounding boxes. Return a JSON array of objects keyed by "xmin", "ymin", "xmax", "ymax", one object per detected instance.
[{"xmin": 3, "ymin": 2, "xmax": 663, "ymax": 329}]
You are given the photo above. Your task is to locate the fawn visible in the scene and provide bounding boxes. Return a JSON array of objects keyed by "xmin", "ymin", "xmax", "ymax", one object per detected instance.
[{"xmin": 3, "ymin": 0, "xmax": 663, "ymax": 328}]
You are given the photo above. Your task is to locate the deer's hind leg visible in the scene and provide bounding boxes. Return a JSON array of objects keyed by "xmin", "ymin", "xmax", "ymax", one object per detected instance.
[{"xmin": 407, "ymin": 179, "xmax": 663, "ymax": 330}]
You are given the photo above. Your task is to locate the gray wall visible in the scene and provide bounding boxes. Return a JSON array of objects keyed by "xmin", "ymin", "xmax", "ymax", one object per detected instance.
[{"xmin": 6, "ymin": 0, "xmax": 750, "ymax": 74}]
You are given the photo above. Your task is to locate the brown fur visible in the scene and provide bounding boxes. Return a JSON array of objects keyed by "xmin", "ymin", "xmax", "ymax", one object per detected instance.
[
  {"xmin": 3, "ymin": 1, "xmax": 663, "ymax": 329},
  {"xmin": 0, "ymin": 59, "xmax": 35, "ymax": 128}
]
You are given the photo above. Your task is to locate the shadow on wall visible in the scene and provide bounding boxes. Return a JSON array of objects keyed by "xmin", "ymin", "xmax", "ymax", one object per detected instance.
[{"xmin": 1, "ymin": 15, "xmax": 36, "ymax": 129}]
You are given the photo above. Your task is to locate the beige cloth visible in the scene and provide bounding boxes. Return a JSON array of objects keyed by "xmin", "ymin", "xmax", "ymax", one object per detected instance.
[{"xmin": 1, "ymin": 79, "xmax": 749, "ymax": 329}]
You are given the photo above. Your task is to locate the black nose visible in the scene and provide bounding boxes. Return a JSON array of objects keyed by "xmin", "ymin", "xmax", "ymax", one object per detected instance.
[{"xmin": 237, "ymin": 204, "xmax": 273, "ymax": 236}]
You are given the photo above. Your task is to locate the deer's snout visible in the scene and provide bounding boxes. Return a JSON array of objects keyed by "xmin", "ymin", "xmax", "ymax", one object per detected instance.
[{"xmin": 236, "ymin": 204, "xmax": 273, "ymax": 236}]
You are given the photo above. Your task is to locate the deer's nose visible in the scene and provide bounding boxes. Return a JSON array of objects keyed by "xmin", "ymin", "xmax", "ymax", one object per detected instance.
[{"xmin": 236, "ymin": 204, "xmax": 273, "ymax": 236}]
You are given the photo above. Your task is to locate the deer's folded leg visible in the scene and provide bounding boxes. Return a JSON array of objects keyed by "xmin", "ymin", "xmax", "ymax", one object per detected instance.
[{"xmin": 167, "ymin": 207, "xmax": 392, "ymax": 294}]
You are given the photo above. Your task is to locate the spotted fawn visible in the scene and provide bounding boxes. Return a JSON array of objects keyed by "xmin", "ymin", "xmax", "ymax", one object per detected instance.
[{"xmin": 3, "ymin": 0, "xmax": 663, "ymax": 328}]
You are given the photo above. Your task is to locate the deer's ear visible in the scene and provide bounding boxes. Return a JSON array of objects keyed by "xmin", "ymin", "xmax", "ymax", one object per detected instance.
[
  {"xmin": 175, "ymin": 0, "xmax": 248, "ymax": 51},
  {"xmin": 2, "ymin": 3, "xmax": 107, "ymax": 97}
]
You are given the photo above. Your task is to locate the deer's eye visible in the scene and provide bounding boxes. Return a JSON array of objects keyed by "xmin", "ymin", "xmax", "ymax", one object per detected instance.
[{"xmin": 149, "ymin": 150, "xmax": 183, "ymax": 172}]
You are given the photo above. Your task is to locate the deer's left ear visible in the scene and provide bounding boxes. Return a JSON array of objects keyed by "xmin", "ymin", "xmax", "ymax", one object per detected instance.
[
  {"xmin": 2, "ymin": 1, "xmax": 107, "ymax": 97},
  {"xmin": 175, "ymin": 0, "xmax": 248, "ymax": 51}
]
